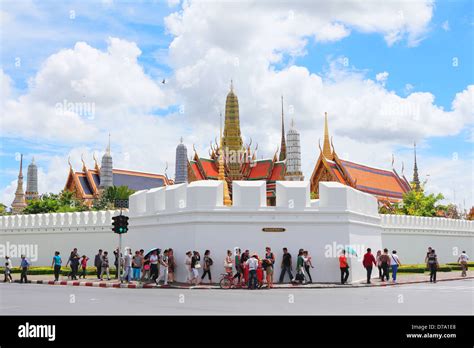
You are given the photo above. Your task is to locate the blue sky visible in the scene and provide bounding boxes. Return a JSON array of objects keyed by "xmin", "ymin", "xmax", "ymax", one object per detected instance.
[{"xmin": 0, "ymin": 0, "xmax": 473, "ymax": 208}]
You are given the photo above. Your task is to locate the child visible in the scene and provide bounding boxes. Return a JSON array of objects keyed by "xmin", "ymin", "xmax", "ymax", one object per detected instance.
[
  {"xmin": 142, "ymin": 258, "xmax": 150, "ymax": 282},
  {"xmin": 4, "ymin": 256, "xmax": 13, "ymax": 283},
  {"xmin": 80, "ymin": 255, "xmax": 89, "ymax": 279}
]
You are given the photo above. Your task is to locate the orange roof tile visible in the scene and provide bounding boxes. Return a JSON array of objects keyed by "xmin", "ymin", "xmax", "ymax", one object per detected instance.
[
  {"xmin": 199, "ymin": 158, "xmax": 218, "ymax": 178},
  {"xmin": 248, "ymin": 160, "xmax": 272, "ymax": 179},
  {"xmin": 190, "ymin": 162, "xmax": 205, "ymax": 180},
  {"xmin": 269, "ymin": 163, "xmax": 285, "ymax": 181},
  {"xmin": 338, "ymin": 160, "xmax": 409, "ymax": 199}
]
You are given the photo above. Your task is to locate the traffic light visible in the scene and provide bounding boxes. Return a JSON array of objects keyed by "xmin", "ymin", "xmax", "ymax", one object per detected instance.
[{"xmin": 112, "ymin": 215, "xmax": 129, "ymax": 234}]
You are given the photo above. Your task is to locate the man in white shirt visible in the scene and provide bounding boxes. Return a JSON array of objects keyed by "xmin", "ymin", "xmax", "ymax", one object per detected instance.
[
  {"xmin": 458, "ymin": 251, "xmax": 470, "ymax": 277},
  {"xmin": 156, "ymin": 249, "xmax": 169, "ymax": 286},
  {"xmin": 149, "ymin": 250, "xmax": 159, "ymax": 282},
  {"xmin": 121, "ymin": 248, "xmax": 133, "ymax": 283},
  {"xmin": 246, "ymin": 254, "xmax": 259, "ymax": 290},
  {"xmin": 390, "ymin": 250, "xmax": 401, "ymax": 283}
]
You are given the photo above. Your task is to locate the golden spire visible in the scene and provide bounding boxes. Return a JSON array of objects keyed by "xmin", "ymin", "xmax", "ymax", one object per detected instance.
[
  {"xmin": 322, "ymin": 112, "xmax": 332, "ymax": 159},
  {"xmin": 218, "ymin": 113, "xmax": 232, "ymax": 206},
  {"xmin": 223, "ymin": 82, "xmax": 243, "ymax": 180}
]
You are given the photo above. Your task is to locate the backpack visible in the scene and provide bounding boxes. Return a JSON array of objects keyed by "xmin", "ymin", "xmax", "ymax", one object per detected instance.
[{"xmin": 207, "ymin": 257, "xmax": 213, "ymax": 266}]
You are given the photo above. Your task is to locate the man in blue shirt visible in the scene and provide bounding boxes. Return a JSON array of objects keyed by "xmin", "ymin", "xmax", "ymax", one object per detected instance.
[{"xmin": 20, "ymin": 255, "xmax": 31, "ymax": 283}]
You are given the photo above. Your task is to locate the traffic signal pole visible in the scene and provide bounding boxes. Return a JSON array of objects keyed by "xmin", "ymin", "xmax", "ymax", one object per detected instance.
[
  {"xmin": 113, "ymin": 199, "xmax": 129, "ymax": 284},
  {"xmin": 118, "ymin": 206, "xmax": 122, "ymax": 283}
]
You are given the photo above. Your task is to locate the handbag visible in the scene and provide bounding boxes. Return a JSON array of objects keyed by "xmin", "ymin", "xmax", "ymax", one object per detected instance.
[
  {"xmin": 194, "ymin": 263, "xmax": 201, "ymax": 269},
  {"xmin": 295, "ymin": 272, "xmax": 305, "ymax": 281}
]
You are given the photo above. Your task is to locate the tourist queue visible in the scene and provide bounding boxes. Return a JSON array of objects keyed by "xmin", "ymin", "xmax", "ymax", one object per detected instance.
[{"xmin": 3, "ymin": 246, "xmax": 470, "ymax": 286}]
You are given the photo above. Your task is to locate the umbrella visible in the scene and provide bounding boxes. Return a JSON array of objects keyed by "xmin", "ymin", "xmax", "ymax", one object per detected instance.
[
  {"xmin": 345, "ymin": 246, "xmax": 358, "ymax": 257},
  {"xmin": 144, "ymin": 247, "xmax": 161, "ymax": 259}
]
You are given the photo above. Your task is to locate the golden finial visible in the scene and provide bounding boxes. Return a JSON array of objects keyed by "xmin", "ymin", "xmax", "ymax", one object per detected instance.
[
  {"xmin": 81, "ymin": 153, "xmax": 87, "ymax": 171},
  {"xmin": 323, "ymin": 112, "xmax": 332, "ymax": 159}
]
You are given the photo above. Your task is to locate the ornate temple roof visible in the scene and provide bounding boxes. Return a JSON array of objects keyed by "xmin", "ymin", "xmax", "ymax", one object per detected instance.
[
  {"xmin": 65, "ymin": 165, "xmax": 171, "ymax": 203},
  {"xmin": 310, "ymin": 112, "xmax": 411, "ymax": 204},
  {"xmin": 330, "ymin": 159, "xmax": 410, "ymax": 201},
  {"xmin": 189, "ymin": 156, "xmax": 286, "ymax": 198}
]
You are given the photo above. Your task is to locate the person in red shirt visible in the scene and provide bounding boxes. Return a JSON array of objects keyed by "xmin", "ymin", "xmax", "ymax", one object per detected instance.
[
  {"xmin": 339, "ymin": 250, "xmax": 349, "ymax": 284},
  {"xmin": 362, "ymin": 248, "xmax": 377, "ymax": 284}
]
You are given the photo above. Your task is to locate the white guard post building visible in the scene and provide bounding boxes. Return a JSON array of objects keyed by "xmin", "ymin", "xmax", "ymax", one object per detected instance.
[{"xmin": 126, "ymin": 181, "xmax": 382, "ymax": 283}]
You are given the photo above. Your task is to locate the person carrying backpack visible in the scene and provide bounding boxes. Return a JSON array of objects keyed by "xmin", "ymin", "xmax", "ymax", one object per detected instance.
[{"xmin": 427, "ymin": 250, "xmax": 439, "ymax": 283}]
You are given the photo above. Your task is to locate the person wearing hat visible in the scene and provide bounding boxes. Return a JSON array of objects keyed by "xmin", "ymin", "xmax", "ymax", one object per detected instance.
[{"xmin": 246, "ymin": 253, "xmax": 259, "ymax": 289}]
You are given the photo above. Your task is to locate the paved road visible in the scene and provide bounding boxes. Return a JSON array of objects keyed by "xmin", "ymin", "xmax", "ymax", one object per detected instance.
[{"xmin": 0, "ymin": 279, "xmax": 472, "ymax": 315}]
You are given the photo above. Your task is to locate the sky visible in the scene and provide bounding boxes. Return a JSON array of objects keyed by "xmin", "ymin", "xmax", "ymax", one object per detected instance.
[{"xmin": 0, "ymin": 0, "xmax": 473, "ymax": 210}]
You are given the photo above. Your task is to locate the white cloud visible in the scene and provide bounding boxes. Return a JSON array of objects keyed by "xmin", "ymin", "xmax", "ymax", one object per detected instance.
[
  {"xmin": 375, "ymin": 71, "xmax": 389, "ymax": 86},
  {"xmin": 441, "ymin": 20, "xmax": 450, "ymax": 31},
  {"xmin": 1, "ymin": 37, "xmax": 170, "ymax": 143},
  {"xmin": 2, "ymin": 1, "xmax": 473, "ymax": 209}
]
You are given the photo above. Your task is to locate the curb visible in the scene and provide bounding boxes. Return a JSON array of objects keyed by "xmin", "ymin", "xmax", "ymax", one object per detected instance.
[{"xmin": 10, "ymin": 276, "xmax": 472, "ymax": 289}]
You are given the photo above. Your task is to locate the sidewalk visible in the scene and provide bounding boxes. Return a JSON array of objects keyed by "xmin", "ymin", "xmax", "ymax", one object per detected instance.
[{"xmin": 5, "ymin": 270, "xmax": 473, "ymax": 289}]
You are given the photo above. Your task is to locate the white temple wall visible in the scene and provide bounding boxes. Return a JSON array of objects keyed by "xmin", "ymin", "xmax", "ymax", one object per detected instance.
[{"xmin": 0, "ymin": 181, "xmax": 472, "ymax": 284}]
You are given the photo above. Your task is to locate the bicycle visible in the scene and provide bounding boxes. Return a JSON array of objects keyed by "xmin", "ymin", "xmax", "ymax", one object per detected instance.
[{"xmin": 219, "ymin": 272, "xmax": 246, "ymax": 289}]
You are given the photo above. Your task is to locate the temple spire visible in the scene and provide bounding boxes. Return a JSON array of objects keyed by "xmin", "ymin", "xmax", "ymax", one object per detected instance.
[
  {"xmin": 412, "ymin": 142, "xmax": 420, "ymax": 191},
  {"xmin": 285, "ymin": 118, "xmax": 304, "ymax": 181},
  {"xmin": 218, "ymin": 114, "xmax": 232, "ymax": 206},
  {"xmin": 279, "ymin": 95, "xmax": 287, "ymax": 161},
  {"xmin": 223, "ymin": 81, "xmax": 243, "ymax": 180},
  {"xmin": 175, "ymin": 137, "xmax": 188, "ymax": 184},
  {"xmin": 322, "ymin": 112, "xmax": 332, "ymax": 159},
  {"xmin": 11, "ymin": 154, "xmax": 27, "ymax": 214},
  {"xmin": 26, "ymin": 156, "xmax": 39, "ymax": 201},
  {"xmin": 106, "ymin": 133, "xmax": 111, "ymax": 155},
  {"xmin": 100, "ymin": 134, "xmax": 113, "ymax": 189}
]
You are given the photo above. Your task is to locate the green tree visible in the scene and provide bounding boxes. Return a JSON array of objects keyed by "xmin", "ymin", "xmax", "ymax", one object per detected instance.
[
  {"xmin": 23, "ymin": 191, "xmax": 88, "ymax": 214},
  {"xmin": 0, "ymin": 203, "xmax": 7, "ymax": 215},
  {"xmin": 380, "ymin": 188, "xmax": 445, "ymax": 217},
  {"xmin": 92, "ymin": 186, "xmax": 135, "ymax": 210}
]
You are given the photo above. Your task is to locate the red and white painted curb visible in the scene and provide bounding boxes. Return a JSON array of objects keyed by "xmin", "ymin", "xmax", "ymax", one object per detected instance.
[
  {"xmin": 14, "ymin": 279, "xmax": 158, "ymax": 289},
  {"xmin": 12, "ymin": 276, "xmax": 472, "ymax": 289}
]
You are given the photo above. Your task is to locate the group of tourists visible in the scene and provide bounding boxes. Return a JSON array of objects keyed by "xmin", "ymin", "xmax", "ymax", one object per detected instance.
[
  {"xmin": 219, "ymin": 247, "xmax": 315, "ymax": 289},
  {"xmin": 3, "ymin": 245, "xmax": 471, "ymax": 286},
  {"xmin": 356, "ymin": 248, "xmax": 402, "ymax": 285}
]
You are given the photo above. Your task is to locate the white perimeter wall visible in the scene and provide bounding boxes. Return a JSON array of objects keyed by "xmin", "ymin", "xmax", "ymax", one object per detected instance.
[
  {"xmin": 380, "ymin": 215, "xmax": 474, "ymax": 264},
  {"xmin": 0, "ymin": 181, "xmax": 472, "ymax": 283}
]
